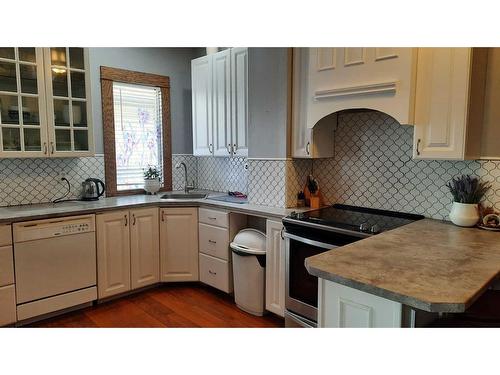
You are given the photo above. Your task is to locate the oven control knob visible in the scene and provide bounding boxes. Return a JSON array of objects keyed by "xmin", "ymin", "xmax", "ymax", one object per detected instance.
[
  {"xmin": 359, "ymin": 223, "xmax": 369, "ymax": 232},
  {"xmin": 370, "ymin": 224, "xmax": 380, "ymax": 234},
  {"xmin": 290, "ymin": 211, "xmax": 297, "ymax": 219}
]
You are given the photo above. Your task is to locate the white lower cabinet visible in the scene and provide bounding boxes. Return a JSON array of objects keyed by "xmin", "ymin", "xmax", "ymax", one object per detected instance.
[
  {"xmin": 130, "ymin": 208, "xmax": 160, "ymax": 289},
  {"xmin": 198, "ymin": 208, "xmax": 246, "ymax": 293},
  {"xmin": 97, "ymin": 211, "xmax": 131, "ymax": 299},
  {"xmin": 199, "ymin": 253, "xmax": 231, "ymax": 292},
  {"xmin": 0, "ymin": 224, "xmax": 16, "ymax": 326},
  {"xmin": 0, "ymin": 245, "xmax": 14, "ymax": 287},
  {"xmin": 160, "ymin": 207, "xmax": 199, "ymax": 282},
  {"xmin": 97, "ymin": 208, "xmax": 159, "ymax": 299},
  {"xmin": 0, "ymin": 285, "xmax": 16, "ymax": 326},
  {"xmin": 265, "ymin": 220, "xmax": 286, "ymax": 317},
  {"xmin": 318, "ymin": 279, "xmax": 402, "ymax": 328}
]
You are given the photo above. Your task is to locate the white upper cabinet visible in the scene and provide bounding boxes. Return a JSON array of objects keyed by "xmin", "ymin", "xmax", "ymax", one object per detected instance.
[
  {"xmin": 191, "ymin": 48, "xmax": 248, "ymax": 157},
  {"xmin": 413, "ymin": 48, "xmax": 488, "ymax": 160},
  {"xmin": 0, "ymin": 47, "xmax": 93, "ymax": 158},
  {"xmin": 212, "ymin": 49, "xmax": 232, "ymax": 156},
  {"xmin": 44, "ymin": 48, "xmax": 93, "ymax": 157},
  {"xmin": 292, "ymin": 47, "xmax": 491, "ymax": 161},
  {"xmin": 0, "ymin": 48, "xmax": 47, "ymax": 157},
  {"xmin": 299, "ymin": 47, "xmax": 417, "ymax": 128},
  {"xmin": 230, "ymin": 47, "xmax": 248, "ymax": 157},
  {"xmin": 292, "ymin": 48, "xmax": 334, "ymax": 158},
  {"xmin": 192, "ymin": 55, "xmax": 213, "ymax": 156}
]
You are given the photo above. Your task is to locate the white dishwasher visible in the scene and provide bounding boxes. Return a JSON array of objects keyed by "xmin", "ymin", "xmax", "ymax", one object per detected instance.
[{"xmin": 13, "ymin": 214, "xmax": 97, "ymax": 322}]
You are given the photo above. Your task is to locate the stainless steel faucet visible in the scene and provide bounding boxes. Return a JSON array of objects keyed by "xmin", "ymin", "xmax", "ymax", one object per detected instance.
[{"xmin": 175, "ymin": 162, "xmax": 195, "ymax": 193}]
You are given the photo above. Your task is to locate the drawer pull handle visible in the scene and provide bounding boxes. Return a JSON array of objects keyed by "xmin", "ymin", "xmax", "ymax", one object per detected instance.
[
  {"xmin": 208, "ymin": 217, "xmax": 217, "ymax": 220},
  {"xmin": 208, "ymin": 270, "xmax": 217, "ymax": 275},
  {"xmin": 208, "ymin": 239, "xmax": 217, "ymax": 244}
]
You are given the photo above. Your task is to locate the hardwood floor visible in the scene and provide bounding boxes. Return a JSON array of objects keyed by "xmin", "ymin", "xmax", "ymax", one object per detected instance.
[{"xmin": 28, "ymin": 283, "xmax": 284, "ymax": 328}]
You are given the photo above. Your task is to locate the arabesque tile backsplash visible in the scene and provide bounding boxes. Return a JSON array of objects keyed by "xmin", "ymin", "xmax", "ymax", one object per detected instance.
[
  {"xmin": 295, "ymin": 111, "xmax": 500, "ymax": 220},
  {"xmin": 2, "ymin": 110, "xmax": 500, "ymax": 219},
  {"xmin": 0, "ymin": 156, "xmax": 105, "ymax": 206}
]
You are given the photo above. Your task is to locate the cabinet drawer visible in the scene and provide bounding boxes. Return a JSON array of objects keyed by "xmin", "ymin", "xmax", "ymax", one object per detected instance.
[
  {"xmin": 0, "ymin": 284, "xmax": 16, "ymax": 326},
  {"xmin": 199, "ymin": 208, "xmax": 229, "ymax": 228},
  {"xmin": 199, "ymin": 253, "xmax": 232, "ymax": 293},
  {"xmin": 0, "ymin": 246, "xmax": 14, "ymax": 287},
  {"xmin": 0, "ymin": 224, "xmax": 12, "ymax": 246},
  {"xmin": 199, "ymin": 223, "xmax": 230, "ymax": 260}
]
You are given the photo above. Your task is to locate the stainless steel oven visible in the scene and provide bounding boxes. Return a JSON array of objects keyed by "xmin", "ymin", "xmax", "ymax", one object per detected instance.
[
  {"xmin": 283, "ymin": 221, "xmax": 366, "ymax": 328},
  {"xmin": 282, "ymin": 205, "xmax": 424, "ymax": 328},
  {"xmin": 284, "ymin": 233, "xmax": 338, "ymax": 327}
]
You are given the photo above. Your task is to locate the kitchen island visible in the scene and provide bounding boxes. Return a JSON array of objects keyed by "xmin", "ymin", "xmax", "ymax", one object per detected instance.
[{"xmin": 305, "ymin": 219, "xmax": 500, "ymax": 327}]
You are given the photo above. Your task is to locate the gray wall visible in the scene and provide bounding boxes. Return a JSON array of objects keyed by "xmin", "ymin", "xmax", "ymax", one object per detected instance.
[
  {"xmin": 88, "ymin": 47, "xmax": 199, "ymax": 154},
  {"xmin": 248, "ymin": 48, "xmax": 290, "ymax": 158}
]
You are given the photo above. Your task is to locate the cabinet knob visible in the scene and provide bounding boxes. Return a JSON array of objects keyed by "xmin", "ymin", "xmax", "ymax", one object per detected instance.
[
  {"xmin": 208, "ymin": 239, "xmax": 217, "ymax": 244},
  {"xmin": 208, "ymin": 270, "xmax": 217, "ymax": 275}
]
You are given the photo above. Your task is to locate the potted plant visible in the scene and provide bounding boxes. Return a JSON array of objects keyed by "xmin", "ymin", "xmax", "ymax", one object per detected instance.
[
  {"xmin": 143, "ymin": 165, "xmax": 161, "ymax": 195},
  {"xmin": 446, "ymin": 175, "xmax": 491, "ymax": 227}
]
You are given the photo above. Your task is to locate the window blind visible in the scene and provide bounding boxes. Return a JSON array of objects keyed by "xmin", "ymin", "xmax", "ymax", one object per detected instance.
[{"xmin": 113, "ymin": 82, "xmax": 163, "ymax": 191}]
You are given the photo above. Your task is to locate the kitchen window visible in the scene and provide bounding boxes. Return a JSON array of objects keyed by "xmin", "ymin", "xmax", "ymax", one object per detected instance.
[
  {"xmin": 113, "ymin": 82, "xmax": 162, "ymax": 190},
  {"xmin": 100, "ymin": 66, "xmax": 172, "ymax": 196}
]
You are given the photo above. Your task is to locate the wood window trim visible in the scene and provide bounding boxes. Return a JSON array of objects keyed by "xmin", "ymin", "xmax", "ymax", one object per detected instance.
[{"xmin": 101, "ymin": 66, "xmax": 172, "ymax": 196}]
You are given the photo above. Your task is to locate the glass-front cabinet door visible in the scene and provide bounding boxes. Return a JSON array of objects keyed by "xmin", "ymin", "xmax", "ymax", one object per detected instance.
[
  {"xmin": 44, "ymin": 47, "xmax": 93, "ymax": 156},
  {"xmin": 0, "ymin": 47, "xmax": 93, "ymax": 158},
  {"xmin": 0, "ymin": 47, "xmax": 48, "ymax": 156}
]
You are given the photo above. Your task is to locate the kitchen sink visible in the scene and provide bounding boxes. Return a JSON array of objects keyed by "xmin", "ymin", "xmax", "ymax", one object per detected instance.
[{"xmin": 160, "ymin": 192, "xmax": 207, "ymax": 200}]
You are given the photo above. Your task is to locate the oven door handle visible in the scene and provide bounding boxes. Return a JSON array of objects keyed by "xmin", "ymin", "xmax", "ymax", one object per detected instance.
[{"xmin": 284, "ymin": 232, "xmax": 338, "ymax": 249}]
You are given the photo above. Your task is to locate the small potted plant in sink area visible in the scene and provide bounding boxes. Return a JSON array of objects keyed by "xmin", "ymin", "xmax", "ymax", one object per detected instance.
[
  {"xmin": 143, "ymin": 165, "xmax": 161, "ymax": 195},
  {"xmin": 446, "ymin": 175, "xmax": 491, "ymax": 227}
]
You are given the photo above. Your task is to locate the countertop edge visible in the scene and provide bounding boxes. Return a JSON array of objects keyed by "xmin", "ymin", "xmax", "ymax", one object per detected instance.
[
  {"xmin": 0, "ymin": 198, "xmax": 292, "ymax": 224},
  {"xmin": 305, "ymin": 258, "xmax": 495, "ymax": 313}
]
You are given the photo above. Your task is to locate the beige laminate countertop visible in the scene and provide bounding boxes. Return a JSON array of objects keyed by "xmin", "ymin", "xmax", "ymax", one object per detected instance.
[
  {"xmin": 0, "ymin": 191, "xmax": 298, "ymax": 224},
  {"xmin": 306, "ymin": 219, "xmax": 500, "ymax": 313}
]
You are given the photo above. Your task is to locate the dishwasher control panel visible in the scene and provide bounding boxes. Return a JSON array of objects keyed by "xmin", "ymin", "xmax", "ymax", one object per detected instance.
[
  {"xmin": 61, "ymin": 222, "xmax": 91, "ymax": 234},
  {"xmin": 13, "ymin": 214, "xmax": 96, "ymax": 243}
]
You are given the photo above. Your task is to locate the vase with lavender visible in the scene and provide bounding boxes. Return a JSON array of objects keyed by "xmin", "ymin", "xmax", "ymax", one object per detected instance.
[{"xmin": 446, "ymin": 175, "xmax": 491, "ymax": 227}]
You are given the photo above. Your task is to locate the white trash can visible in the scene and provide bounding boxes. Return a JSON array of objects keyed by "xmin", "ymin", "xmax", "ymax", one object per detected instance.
[{"xmin": 230, "ymin": 229, "xmax": 267, "ymax": 316}]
